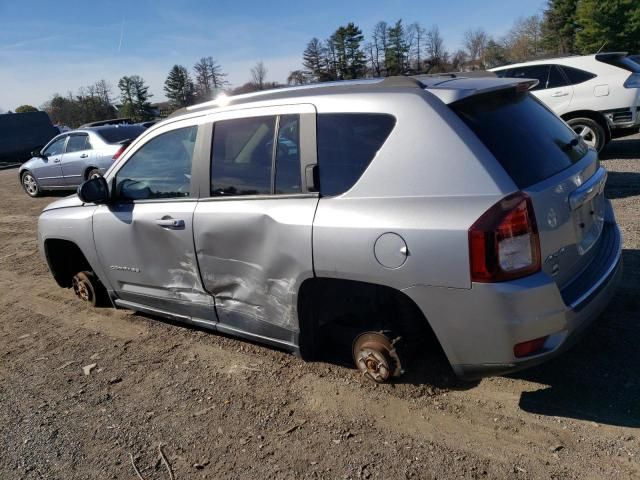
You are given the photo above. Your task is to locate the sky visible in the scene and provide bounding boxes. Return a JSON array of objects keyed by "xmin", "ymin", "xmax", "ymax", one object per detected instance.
[{"xmin": 0, "ymin": 0, "xmax": 545, "ymax": 110}]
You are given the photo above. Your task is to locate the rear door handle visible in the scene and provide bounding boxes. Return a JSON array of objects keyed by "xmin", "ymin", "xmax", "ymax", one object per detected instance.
[
  {"xmin": 156, "ymin": 218, "xmax": 185, "ymax": 229},
  {"xmin": 551, "ymin": 91, "xmax": 569, "ymax": 97},
  {"xmin": 80, "ymin": 153, "xmax": 88, "ymax": 158}
]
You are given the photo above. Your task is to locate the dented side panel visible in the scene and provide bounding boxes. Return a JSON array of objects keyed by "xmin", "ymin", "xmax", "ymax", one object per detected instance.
[{"xmin": 193, "ymin": 196, "xmax": 318, "ymax": 340}]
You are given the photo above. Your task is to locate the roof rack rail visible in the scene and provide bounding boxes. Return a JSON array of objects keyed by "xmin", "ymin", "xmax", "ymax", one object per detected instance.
[{"xmin": 376, "ymin": 76, "xmax": 425, "ymax": 88}]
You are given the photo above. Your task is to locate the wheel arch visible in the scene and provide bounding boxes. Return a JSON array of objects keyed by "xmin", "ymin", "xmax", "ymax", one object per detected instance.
[
  {"xmin": 561, "ymin": 110, "xmax": 611, "ymax": 143},
  {"xmin": 296, "ymin": 277, "xmax": 450, "ymax": 367},
  {"xmin": 43, "ymin": 238, "xmax": 93, "ymax": 288}
]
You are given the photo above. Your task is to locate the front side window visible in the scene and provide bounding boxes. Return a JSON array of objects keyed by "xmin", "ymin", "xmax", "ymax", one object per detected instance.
[
  {"xmin": 43, "ymin": 136, "xmax": 66, "ymax": 156},
  {"xmin": 317, "ymin": 113, "xmax": 396, "ymax": 196},
  {"xmin": 115, "ymin": 126, "xmax": 197, "ymax": 200},
  {"xmin": 66, "ymin": 134, "xmax": 89, "ymax": 153}
]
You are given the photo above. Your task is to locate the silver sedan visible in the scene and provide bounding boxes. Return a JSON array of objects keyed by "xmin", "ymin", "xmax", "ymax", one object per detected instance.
[{"xmin": 19, "ymin": 124, "xmax": 146, "ymax": 197}]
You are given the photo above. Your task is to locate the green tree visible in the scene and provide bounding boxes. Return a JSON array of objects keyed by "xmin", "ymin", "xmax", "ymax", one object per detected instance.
[
  {"xmin": 484, "ymin": 39, "xmax": 509, "ymax": 68},
  {"xmin": 575, "ymin": 0, "xmax": 640, "ymax": 53},
  {"xmin": 385, "ymin": 20, "xmax": 409, "ymax": 76},
  {"xmin": 303, "ymin": 37, "xmax": 333, "ymax": 81},
  {"xmin": 118, "ymin": 75, "xmax": 153, "ymax": 121},
  {"xmin": 164, "ymin": 65, "xmax": 195, "ymax": 109},
  {"xmin": 542, "ymin": 0, "xmax": 579, "ymax": 54},
  {"xmin": 330, "ymin": 23, "xmax": 366, "ymax": 79},
  {"xmin": 15, "ymin": 105, "xmax": 38, "ymax": 113}
]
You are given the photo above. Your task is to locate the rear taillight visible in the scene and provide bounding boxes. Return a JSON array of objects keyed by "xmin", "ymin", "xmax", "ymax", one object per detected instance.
[
  {"xmin": 112, "ymin": 145, "xmax": 127, "ymax": 161},
  {"xmin": 623, "ymin": 73, "xmax": 640, "ymax": 89},
  {"xmin": 469, "ymin": 192, "xmax": 541, "ymax": 282},
  {"xmin": 514, "ymin": 336, "xmax": 548, "ymax": 358}
]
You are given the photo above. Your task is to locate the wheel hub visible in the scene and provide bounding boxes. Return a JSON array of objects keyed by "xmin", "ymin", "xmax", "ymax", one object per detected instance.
[
  {"xmin": 72, "ymin": 273, "xmax": 95, "ymax": 303},
  {"xmin": 352, "ymin": 332, "xmax": 402, "ymax": 383}
]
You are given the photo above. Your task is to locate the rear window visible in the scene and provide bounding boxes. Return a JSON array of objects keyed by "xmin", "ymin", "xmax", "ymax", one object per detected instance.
[
  {"xmin": 97, "ymin": 125, "xmax": 145, "ymax": 144},
  {"xmin": 317, "ymin": 113, "xmax": 396, "ymax": 196},
  {"xmin": 452, "ymin": 89, "xmax": 588, "ymax": 188}
]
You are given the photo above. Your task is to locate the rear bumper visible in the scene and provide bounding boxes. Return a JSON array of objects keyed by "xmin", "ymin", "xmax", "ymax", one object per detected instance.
[
  {"xmin": 602, "ymin": 106, "xmax": 640, "ymax": 129},
  {"xmin": 402, "ymin": 221, "xmax": 622, "ymax": 380}
]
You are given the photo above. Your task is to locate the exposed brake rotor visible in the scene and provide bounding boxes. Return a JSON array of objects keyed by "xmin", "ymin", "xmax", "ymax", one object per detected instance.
[{"xmin": 352, "ymin": 331, "xmax": 402, "ymax": 383}]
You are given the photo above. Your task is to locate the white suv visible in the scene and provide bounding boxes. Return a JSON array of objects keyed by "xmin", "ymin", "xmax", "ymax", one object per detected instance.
[{"xmin": 491, "ymin": 53, "xmax": 640, "ymax": 151}]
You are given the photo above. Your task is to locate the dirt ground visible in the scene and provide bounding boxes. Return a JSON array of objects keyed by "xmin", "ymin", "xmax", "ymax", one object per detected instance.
[{"xmin": 1, "ymin": 135, "xmax": 639, "ymax": 480}]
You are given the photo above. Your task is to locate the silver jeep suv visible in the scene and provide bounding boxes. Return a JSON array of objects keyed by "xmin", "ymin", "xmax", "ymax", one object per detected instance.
[{"xmin": 37, "ymin": 76, "xmax": 622, "ymax": 382}]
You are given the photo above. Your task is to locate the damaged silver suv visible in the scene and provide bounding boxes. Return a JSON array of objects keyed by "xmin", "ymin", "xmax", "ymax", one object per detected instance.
[{"xmin": 38, "ymin": 76, "xmax": 622, "ymax": 382}]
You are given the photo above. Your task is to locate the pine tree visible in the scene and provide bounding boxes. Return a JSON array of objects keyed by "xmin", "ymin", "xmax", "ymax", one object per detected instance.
[
  {"xmin": 575, "ymin": 0, "xmax": 640, "ymax": 54},
  {"xmin": 303, "ymin": 38, "xmax": 331, "ymax": 81},
  {"xmin": 164, "ymin": 65, "xmax": 195, "ymax": 109},
  {"xmin": 541, "ymin": 0, "xmax": 579, "ymax": 54},
  {"xmin": 385, "ymin": 20, "xmax": 409, "ymax": 76},
  {"xmin": 330, "ymin": 23, "xmax": 366, "ymax": 80},
  {"xmin": 118, "ymin": 75, "xmax": 152, "ymax": 121}
]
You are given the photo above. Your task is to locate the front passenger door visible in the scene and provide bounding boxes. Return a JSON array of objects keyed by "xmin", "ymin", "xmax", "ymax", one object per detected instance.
[
  {"xmin": 93, "ymin": 123, "xmax": 215, "ymax": 320},
  {"xmin": 35, "ymin": 135, "xmax": 67, "ymax": 187}
]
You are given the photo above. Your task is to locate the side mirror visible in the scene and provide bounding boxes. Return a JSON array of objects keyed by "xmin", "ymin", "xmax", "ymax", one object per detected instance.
[
  {"xmin": 78, "ymin": 176, "xmax": 110, "ymax": 204},
  {"xmin": 31, "ymin": 149, "xmax": 45, "ymax": 158}
]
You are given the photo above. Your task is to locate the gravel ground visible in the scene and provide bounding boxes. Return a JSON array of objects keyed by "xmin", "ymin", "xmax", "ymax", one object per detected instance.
[{"xmin": 1, "ymin": 135, "xmax": 639, "ymax": 479}]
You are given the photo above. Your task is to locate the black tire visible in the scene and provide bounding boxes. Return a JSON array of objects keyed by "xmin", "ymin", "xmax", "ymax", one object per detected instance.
[
  {"xmin": 20, "ymin": 171, "xmax": 42, "ymax": 197},
  {"xmin": 86, "ymin": 168, "xmax": 102, "ymax": 180},
  {"xmin": 566, "ymin": 117, "xmax": 606, "ymax": 152}
]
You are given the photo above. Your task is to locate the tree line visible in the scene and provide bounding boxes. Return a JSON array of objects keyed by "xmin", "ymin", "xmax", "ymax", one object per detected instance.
[
  {"xmin": 289, "ymin": 0, "xmax": 639, "ymax": 83},
  {"xmin": 12, "ymin": 0, "xmax": 638, "ymax": 126}
]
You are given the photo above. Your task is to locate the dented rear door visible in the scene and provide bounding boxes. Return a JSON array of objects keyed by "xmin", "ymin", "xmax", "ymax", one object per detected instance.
[{"xmin": 193, "ymin": 104, "xmax": 318, "ymax": 348}]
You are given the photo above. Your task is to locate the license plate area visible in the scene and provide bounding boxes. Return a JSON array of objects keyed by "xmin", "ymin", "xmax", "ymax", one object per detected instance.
[{"xmin": 574, "ymin": 191, "xmax": 605, "ymax": 255}]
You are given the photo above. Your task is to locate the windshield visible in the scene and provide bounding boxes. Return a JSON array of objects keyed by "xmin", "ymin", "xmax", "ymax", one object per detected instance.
[{"xmin": 451, "ymin": 89, "xmax": 589, "ymax": 188}]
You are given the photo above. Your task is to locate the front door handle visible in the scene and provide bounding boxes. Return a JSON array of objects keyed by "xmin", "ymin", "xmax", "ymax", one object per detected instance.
[
  {"xmin": 156, "ymin": 218, "xmax": 185, "ymax": 229},
  {"xmin": 53, "ymin": 158, "xmax": 61, "ymax": 163},
  {"xmin": 80, "ymin": 153, "xmax": 88, "ymax": 159},
  {"xmin": 551, "ymin": 91, "xmax": 569, "ymax": 97}
]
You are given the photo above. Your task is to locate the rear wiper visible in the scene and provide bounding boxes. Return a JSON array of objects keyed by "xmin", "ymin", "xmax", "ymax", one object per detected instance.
[{"xmin": 562, "ymin": 137, "xmax": 580, "ymax": 151}]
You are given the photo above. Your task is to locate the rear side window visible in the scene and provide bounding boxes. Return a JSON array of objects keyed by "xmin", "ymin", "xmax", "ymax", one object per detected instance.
[
  {"xmin": 210, "ymin": 114, "xmax": 302, "ymax": 196},
  {"xmin": 561, "ymin": 66, "xmax": 597, "ymax": 85},
  {"xmin": 317, "ymin": 113, "xmax": 396, "ymax": 196},
  {"xmin": 508, "ymin": 65, "xmax": 550, "ymax": 91},
  {"xmin": 452, "ymin": 90, "xmax": 588, "ymax": 188},
  {"xmin": 547, "ymin": 65, "xmax": 567, "ymax": 88},
  {"xmin": 97, "ymin": 125, "xmax": 146, "ymax": 144},
  {"xmin": 65, "ymin": 134, "xmax": 90, "ymax": 153}
]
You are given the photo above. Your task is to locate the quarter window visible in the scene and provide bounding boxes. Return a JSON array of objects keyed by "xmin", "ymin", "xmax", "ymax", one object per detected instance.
[
  {"xmin": 317, "ymin": 113, "xmax": 396, "ymax": 196},
  {"xmin": 115, "ymin": 126, "xmax": 197, "ymax": 200},
  {"xmin": 561, "ymin": 66, "xmax": 597, "ymax": 85}
]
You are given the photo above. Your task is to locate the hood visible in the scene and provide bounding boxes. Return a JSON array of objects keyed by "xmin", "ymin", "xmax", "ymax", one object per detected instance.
[{"xmin": 43, "ymin": 193, "xmax": 84, "ymax": 212}]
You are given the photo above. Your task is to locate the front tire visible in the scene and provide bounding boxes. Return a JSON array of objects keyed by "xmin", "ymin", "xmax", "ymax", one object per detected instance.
[
  {"xmin": 567, "ymin": 117, "xmax": 606, "ymax": 152},
  {"xmin": 21, "ymin": 171, "xmax": 41, "ymax": 197},
  {"xmin": 87, "ymin": 168, "xmax": 102, "ymax": 180}
]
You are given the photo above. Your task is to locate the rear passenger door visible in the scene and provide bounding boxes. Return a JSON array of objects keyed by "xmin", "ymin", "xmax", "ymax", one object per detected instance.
[
  {"xmin": 61, "ymin": 133, "xmax": 92, "ymax": 185},
  {"xmin": 193, "ymin": 104, "xmax": 318, "ymax": 348}
]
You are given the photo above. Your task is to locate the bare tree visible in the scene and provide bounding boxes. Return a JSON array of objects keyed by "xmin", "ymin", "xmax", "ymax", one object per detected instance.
[
  {"xmin": 425, "ymin": 25, "xmax": 446, "ymax": 72},
  {"xmin": 504, "ymin": 15, "xmax": 543, "ymax": 62},
  {"xmin": 464, "ymin": 28, "xmax": 488, "ymax": 69},
  {"xmin": 370, "ymin": 21, "xmax": 388, "ymax": 76},
  {"xmin": 408, "ymin": 22, "xmax": 426, "ymax": 73},
  {"xmin": 194, "ymin": 57, "xmax": 228, "ymax": 101},
  {"xmin": 251, "ymin": 61, "xmax": 268, "ymax": 90}
]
